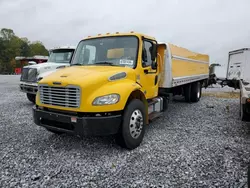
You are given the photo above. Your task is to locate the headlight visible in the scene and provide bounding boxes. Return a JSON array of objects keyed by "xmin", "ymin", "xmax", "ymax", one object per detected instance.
[
  {"xmin": 247, "ymin": 98, "xmax": 250, "ymax": 103},
  {"xmin": 92, "ymin": 94, "xmax": 120, "ymax": 105}
]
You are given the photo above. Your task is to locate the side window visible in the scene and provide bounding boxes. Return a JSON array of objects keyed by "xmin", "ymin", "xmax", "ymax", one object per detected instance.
[{"xmin": 143, "ymin": 41, "xmax": 153, "ymax": 67}]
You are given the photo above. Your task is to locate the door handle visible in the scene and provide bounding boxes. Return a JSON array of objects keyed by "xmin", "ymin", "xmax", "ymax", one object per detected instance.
[
  {"xmin": 144, "ymin": 69, "xmax": 157, "ymax": 74},
  {"xmin": 155, "ymin": 75, "xmax": 158, "ymax": 85}
]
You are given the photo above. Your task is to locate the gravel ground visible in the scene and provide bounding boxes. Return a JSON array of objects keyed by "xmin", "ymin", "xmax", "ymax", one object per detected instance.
[
  {"xmin": 0, "ymin": 75, "xmax": 249, "ymax": 187},
  {"xmin": 205, "ymin": 83, "xmax": 240, "ymax": 93}
]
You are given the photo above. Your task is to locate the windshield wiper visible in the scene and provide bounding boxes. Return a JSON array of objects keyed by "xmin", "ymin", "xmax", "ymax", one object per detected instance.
[
  {"xmin": 71, "ymin": 61, "xmax": 119, "ymax": 66},
  {"xmin": 71, "ymin": 63, "xmax": 83, "ymax": 66},
  {"xmin": 93, "ymin": 61, "xmax": 117, "ymax": 66}
]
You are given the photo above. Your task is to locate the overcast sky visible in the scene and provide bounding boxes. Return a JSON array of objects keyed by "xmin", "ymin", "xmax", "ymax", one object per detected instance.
[{"xmin": 1, "ymin": 0, "xmax": 250, "ymax": 77}]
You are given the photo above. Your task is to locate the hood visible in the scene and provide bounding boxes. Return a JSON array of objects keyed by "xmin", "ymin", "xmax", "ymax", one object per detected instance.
[
  {"xmin": 24, "ymin": 62, "xmax": 69, "ymax": 71},
  {"xmin": 39, "ymin": 65, "xmax": 136, "ymax": 88},
  {"xmin": 23, "ymin": 62, "xmax": 70, "ymax": 76},
  {"xmin": 37, "ymin": 69, "xmax": 58, "ymax": 81}
]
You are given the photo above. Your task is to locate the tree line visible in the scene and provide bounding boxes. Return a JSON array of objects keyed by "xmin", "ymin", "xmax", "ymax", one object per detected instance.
[{"xmin": 0, "ymin": 28, "xmax": 49, "ymax": 74}]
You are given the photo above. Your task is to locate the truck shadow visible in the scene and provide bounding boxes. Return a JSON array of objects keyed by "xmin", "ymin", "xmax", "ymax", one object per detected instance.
[
  {"xmin": 30, "ymin": 95, "xmax": 249, "ymax": 153},
  {"xmin": 172, "ymin": 95, "xmax": 186, "ymax": 103},
  {"xmin": 34, "ymin": 130, "xmax": 126, "ymax": 153}
]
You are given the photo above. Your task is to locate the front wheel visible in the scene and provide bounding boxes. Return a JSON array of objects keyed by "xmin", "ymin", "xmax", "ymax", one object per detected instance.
[
  {"xmin": 117, "ymin": 99, "xmax": 146, "ymax": 150},
  {"xmin": 26, "ymin": 93, "xmax": 36, "ymax": 103}
]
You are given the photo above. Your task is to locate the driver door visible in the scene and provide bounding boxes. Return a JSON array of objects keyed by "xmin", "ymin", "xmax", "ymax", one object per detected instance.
[{"xmin": 139, "ymin": 39, "xmax": 159, "ymax": 99}]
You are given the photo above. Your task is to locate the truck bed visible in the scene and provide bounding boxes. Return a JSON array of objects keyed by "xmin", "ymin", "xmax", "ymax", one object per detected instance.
[
  {"xmin": 158, "ymin": 42, "xmax": 209, "ymax": 89},
  {"xmin": 226, "ymin": 48, "xmax": 250, "ymax": 81}
]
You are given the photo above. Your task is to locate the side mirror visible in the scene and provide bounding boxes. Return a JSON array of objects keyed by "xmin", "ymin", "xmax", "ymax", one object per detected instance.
[
  {"xmin": 83, "ymin": 48, "xmax": 90, "ymax": 63},
  {"xmin": 151, "ymin": 61, "xmax": 157, "ymax": 70}
]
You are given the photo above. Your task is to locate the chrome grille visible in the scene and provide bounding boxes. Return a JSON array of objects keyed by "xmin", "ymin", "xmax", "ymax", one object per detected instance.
[
  {"xmin": 21, "ymin": 68, "xmax": 37, "ymax": 82},
  {"xmin": 20, "ymin": 68, "xmax": 29, "ymax": 81},
  {"xmin": 39, "ymin": 85, "xmax": 80, "ymax": 108}
]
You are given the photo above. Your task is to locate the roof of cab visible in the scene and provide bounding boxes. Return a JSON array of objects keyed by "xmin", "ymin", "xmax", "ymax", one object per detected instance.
[
  {"xmin": 83, "ymin": 31, "xmax": 156, "ymax": 41},
  {"xmin": 49, "ymin": 46, "xmax": 76, "ymax": 51},
  {"xmin": 229, "ymin": 48, "xmax": 250, "ymax": 54}
]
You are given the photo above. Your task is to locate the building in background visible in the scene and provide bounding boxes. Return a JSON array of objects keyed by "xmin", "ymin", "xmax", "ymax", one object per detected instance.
[{"xmin": 14, "ymin": 55, "xmax": 48, "ymax": 74}]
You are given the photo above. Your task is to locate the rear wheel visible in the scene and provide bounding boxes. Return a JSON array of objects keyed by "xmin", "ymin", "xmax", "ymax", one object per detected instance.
[
  {"xmin": 184, "ymin": 84, "xmax": 191, "ymax": 102},
  {"xmin": 240, "ymin": 91, "xmax": 249, "ymax": 121},
  {"xmin": 162, "ymin": 96, "xmax": 168, "ymax": 112},
  {"xmin": 26, "ymin": 93, "xmax": 36, "ymax": 103},
  {"xmin": 117, "ymin": 99, "xmax": 146, "ymax": 150},
  {"xmin": 240, "ymin": 91, "xmax": 242, "ymax": 117},
  {"xmin": 240, "ymin": 104, "xmax": 249, "ymax": 121},
  {"xmin": 190, "ymin": 82, "xmax": 201, "ymax": 102}
]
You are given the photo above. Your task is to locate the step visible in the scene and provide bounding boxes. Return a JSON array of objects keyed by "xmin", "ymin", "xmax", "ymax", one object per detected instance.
[
  {"xmin": 148, "ymin": 111, "xmax": 163, "ymax": 122},
  {"xmin": 147, "ymin": 99, "xmax": 158, "ymax": 106}
]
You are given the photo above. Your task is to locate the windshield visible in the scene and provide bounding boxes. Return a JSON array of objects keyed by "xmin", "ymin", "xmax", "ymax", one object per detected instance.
[
  {"xmin": 48, "ymin": 49, "xmax": 74, "ymax": 63},
  {"xmin": 71, "ymin": 36, "xmax": 139, "ymax": 68}
]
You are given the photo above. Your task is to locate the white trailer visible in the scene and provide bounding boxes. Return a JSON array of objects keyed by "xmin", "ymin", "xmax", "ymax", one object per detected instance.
[{"xmin": 220, "ymin": 48, "xmax": 250, "ymax": 121}]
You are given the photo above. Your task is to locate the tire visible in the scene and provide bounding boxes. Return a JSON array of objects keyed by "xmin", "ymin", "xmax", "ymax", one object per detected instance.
[
  {"xmin": 27, "ymin": 93, "xmax": 36, "ymax": 103},
  {"xmin": 190, "ymin": 82, "xmax": 201, "ymax": 102},
  {"xmin": 240, "ymin": 91, "xmax": 249, "ymax": 121},
  {"xmin": 199, "ymin": 84, "xmax": 203, "ymax": 98},
  {"xmin": 184, "ymin": 84, "xmax": 191, "ymax": 102},
  {"xmin": 241, "ymin": 104, "xmax": 249, "ymax": 121},
  {"xmin": 162, "ymin": 96, "xmax": 168, "ymax": 112},
  {"xmin": 46, "ymin": 128, "xmax": 63, "ymax": 135},
  {"xmin": 240, "ymin": 91, "xmax": 242, "ymax": 118},
  {"xmin": 117, "ymin": 99, "xmax": 146, "ymax": 150}
]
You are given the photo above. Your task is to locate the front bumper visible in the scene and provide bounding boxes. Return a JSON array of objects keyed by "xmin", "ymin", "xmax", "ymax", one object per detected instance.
[
  {"xmin": 20, "ymin": 82, "xmax": 38, "ymax": 94},
  {"xmin": 32, "ymin": 106, "xmax": 122, "ymax": 136}
]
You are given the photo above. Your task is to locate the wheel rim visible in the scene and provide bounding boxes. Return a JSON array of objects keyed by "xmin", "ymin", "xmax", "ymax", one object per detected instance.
[
  {"xmin": 129, "ymin": 109, "xmax": 143, "ymax": 139},
  {"xmin": 197, "ymin": 88, "xmax": 201, "ymax": 99}
]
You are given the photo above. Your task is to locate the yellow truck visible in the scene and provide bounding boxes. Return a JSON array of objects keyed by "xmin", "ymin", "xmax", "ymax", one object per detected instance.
[{"xmin": 33, "ymin": 32, "xmax": 210, "ymax": 149}]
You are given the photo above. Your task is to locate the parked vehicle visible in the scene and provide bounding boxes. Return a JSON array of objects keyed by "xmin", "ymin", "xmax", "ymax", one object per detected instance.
[
  {"xmin": 219, "ymin": 48, "xmax": 250, "ymax": 121},
  {"xmin": 15, "ymin": 55, "xmax": 49, "ymax": 65},
  {"xmin": 15, "ymin": 56, "xmax": 49, "ymax": 75},
  {"xmin": 32, "ymin": 32, "xmax": 214, "ymax": 149},
  {"xmin": 19, "ymin": 46, "xmax": 76, "ymax": 103}
]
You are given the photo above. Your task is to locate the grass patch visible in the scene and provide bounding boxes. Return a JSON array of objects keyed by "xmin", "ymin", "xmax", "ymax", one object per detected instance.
[{"xmin": 202, "ymin": 91, "xmax": 240, "ymax": 99}]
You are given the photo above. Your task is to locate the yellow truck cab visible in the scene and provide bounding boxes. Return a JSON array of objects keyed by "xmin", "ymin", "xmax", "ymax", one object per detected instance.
[{"xmin": 33, "ymin": 32, "xmax": 210, "ymax": 149}]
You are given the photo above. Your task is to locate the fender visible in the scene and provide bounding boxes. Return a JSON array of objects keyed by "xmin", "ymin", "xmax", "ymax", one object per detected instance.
[
  {"xmin": 35, "ymin": 79, "xmax": 144, "ymax": 113},
  {"xmin": 83, "ymin": 80, "xmax": 144, "ymax": 112}
]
